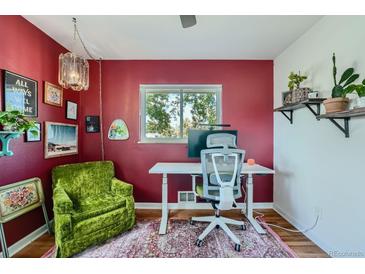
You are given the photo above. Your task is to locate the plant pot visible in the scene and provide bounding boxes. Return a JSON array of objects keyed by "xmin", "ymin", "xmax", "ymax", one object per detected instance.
[
  {"xmin": 291, "ymin": 87, "xmax": 311, "ymax": 103},
  {"xmin": 323, "ymin": 97, "xmax": 349, "ymax": 113}
]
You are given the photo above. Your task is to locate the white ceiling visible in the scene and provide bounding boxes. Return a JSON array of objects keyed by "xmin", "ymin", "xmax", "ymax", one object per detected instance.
[{"xmin": 24, "ymin": 15, "xmax": 322, "ymax": 60}]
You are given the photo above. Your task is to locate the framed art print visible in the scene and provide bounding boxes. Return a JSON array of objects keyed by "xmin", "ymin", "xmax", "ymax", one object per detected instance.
[
  {"xmin": 25, "ymin": 122, "xmax": 41, "ymax": 142},
  {"xmin": 108, "ymin": 119, "xmax": 129, "ymax": 140},
  {"xmin": 85, "ymin": 116, "xmax": 100, "ymax": 133},
  {"xmin": 44, "ymin": 122, "xmax": 78, "ymax": 158},
  {"xmin": 3, "ymin": 70, "xmax": 38, "ymax": 117},
  {"xmin": 44, "ymin": 82, "xmax": 63, "ymax": 107},
  {"xmin": 66, "ymin": 101, "xmax": 78, "ymax": 120}
]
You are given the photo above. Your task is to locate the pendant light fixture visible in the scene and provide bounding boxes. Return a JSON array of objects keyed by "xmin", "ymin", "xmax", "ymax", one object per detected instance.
[{"xmin": 58, "ymin": 18, "xmax": 93, "ymax": 91}]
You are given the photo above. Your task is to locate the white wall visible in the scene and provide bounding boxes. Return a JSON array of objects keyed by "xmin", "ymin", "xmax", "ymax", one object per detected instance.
[{"xmin": 274, "ymin": 16, "xmax": 365, "ymax": 258}]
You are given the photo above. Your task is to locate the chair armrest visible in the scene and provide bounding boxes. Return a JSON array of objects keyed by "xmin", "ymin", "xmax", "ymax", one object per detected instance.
[
  {"xmin": 53, "ymin": 187, "xmax": 73, "ymax": 214},
  {"xmin": 111, "ymin": 178, "xmax": 133, "ymax": 196},
  {"xmin": 54, "ymin": 213, "xmax": 72, "ymax": 242}
]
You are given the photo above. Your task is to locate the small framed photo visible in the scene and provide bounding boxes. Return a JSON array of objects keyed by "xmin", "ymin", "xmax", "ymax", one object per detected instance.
[
  {"xmin": 44, "ymin": 82, "xmax": 63, "ymax": 107},
  {"xmin": 66, "ymin": 101, "xmax": 78, "ymax": 120},
  {"xmin": 25, "ymin": 122, "xmax": 41, "ymax": 142},
  {"xmin": 85, "ymin": 116, "xmax": 100, "ymax": 133}
]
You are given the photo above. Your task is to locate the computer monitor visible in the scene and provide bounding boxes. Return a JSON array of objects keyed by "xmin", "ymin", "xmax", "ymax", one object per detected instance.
[{"xmin": 187, "ymin": 129, "xmax": 238, "ymax": 158}]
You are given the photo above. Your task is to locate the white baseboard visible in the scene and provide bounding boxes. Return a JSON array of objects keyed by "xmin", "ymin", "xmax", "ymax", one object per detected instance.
[
  {"xmin": 135, "ymin": 202, "xmax": 273, "ymax": 210},
  {"xmin": 273, "ymin": 204, "xmax": 332, "ymax": 257},
  {"xmin": 0, "ymin": 220, "xmax": 53, "ymax": 258}
]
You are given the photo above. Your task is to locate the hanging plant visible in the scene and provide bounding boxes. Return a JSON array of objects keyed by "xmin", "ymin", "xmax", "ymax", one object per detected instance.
[{"xmin": 0, "ymin": 110, "xmax": 37, "ymax": 134}]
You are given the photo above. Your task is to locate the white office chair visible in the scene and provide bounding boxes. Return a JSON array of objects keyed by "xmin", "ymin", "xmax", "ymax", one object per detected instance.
[{"xmin": 190, "ymin": 133, "xmax": 246, "ymax": 252}]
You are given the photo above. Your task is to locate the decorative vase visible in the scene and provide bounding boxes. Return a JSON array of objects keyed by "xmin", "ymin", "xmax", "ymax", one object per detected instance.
[{"xmin": 323, "ymin": 97, "xmax": 349, "ymax": 113}]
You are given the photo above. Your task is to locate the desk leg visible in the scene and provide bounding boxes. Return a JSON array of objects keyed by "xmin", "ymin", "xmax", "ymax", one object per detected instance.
[
  {"xmin": 245, "ymin": 174, "xmax": 266, "ymax": 234},
  {"xmin": 159, "ymin": 173, "xmax": 169, "ymax": 234}
]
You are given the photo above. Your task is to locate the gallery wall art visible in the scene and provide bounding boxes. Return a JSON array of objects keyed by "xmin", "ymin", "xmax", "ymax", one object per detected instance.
[
  {"xmin": 108, "ymin": 119, "xmax": 129, "ymax": 140},
  {"xmin": 44, "ymin": 122, "xmax": 78, "ymax": 158},
  {"xmin": 66, "ymin": 101, "xmax": 78, "ymax": 120},
  {"xmin": 85, "ymin": 116, "xmax": 100, "ymax": 133},
  {"xmin": 25, "ymin": 122, "xmax": 41, "ymax": 142},
  {"xmin": 3, "ymin": 70, "xmax": 38, "ymax": 117},
  {"xmin": 44, "ymin": 81, "xmax": 63, "ymax": 107}
]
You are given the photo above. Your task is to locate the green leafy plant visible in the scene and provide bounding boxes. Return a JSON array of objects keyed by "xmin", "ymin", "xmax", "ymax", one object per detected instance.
[
  {"xmin": 288, "ymin": 71, "xmax": 307, "ymax": 91},
  {"xmin": 0, "ymin": 110, "xmax": 37, "ymax": 135},
  {"xmin": 342, "ymin": 79, "xmax": 365, "ymax": 98},
  {"xmin": 332, "ymin": 53, "xmax": 360, "ymax": 98}
]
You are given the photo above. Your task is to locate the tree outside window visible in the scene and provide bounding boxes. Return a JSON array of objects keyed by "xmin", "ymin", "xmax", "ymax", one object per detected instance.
[{"xmin": 141, "ymin": 85, "xmax": 221, "ymax": 142}]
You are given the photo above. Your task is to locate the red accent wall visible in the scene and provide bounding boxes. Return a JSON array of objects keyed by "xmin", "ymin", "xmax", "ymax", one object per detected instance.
[
  {"xmin": 100, "ymin": 60, "xmax": 273, "ymax": 203},
  {"xmin": 0, "ymin": 16, "xmax": 85, "ymax": 250},
  {"xmin": 79, "ymin": 61, "xmax": 102, "ymax": 162}
]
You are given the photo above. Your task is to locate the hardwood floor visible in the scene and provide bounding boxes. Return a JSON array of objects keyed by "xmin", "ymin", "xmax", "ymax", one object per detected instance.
[{"xmin": 13, "ymin": 208, "xmax": 329, "ymax": 258}]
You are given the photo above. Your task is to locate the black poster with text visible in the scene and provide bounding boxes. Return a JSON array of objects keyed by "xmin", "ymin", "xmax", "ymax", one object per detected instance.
[{"xmin": 3, "ymin": 70, "xmax": 38, "ymax": 117}]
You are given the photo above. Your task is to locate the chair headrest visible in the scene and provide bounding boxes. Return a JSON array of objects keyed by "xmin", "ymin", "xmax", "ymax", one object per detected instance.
[{"xmin": 206, "ymin": 133, "xmax": 237, "ymax": 149}]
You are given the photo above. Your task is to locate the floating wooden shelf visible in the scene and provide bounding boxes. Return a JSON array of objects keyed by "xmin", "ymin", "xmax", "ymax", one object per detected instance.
[
  {"xmin": 316, "ymin": 107, "xmax": 365, "ymax": 138},
  {"xmin": 274, "ymin": 98, "xmax": 326, "ymax": 124},
  {"xmin": 0, "ymin": 131, "xmax": 22, "ymax": 157}
]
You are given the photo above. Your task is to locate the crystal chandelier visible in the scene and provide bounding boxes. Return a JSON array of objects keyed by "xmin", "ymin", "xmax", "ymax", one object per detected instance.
[{"xmin": 59, "ymin": 18, "xmax": 92, "ymax": 91}]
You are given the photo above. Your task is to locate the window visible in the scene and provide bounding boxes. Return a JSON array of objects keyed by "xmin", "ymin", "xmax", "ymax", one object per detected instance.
[{"xmin": 140, "ymin": 85, "xmax": 222, "ymax": 143}]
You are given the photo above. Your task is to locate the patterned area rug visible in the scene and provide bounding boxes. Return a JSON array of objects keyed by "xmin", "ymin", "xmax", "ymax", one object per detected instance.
[{"xmin": 43, "ymin": 218, "xmax": 297, "ymax": 258}]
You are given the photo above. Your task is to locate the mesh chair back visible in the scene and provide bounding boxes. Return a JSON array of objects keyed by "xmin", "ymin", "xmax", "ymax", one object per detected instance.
[{"xmin": 200, "ymin": 133, "xmax": 245, "ymax": 210}]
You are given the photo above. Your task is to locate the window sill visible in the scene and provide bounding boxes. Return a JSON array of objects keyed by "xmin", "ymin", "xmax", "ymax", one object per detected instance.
[{"xmin": 137, "ymin": 139, "xmax": 187, "ymax": 144}]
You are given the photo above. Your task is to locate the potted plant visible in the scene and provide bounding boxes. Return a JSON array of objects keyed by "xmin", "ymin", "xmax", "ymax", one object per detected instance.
[
  {"xmin": 288, "ymin": 71, "xmax": 312, "ymax": 103},
  {"xmin": 0, "ymin": 110, "xmax": 37, "ymax": 134},
  {"xmin": 323, "ymin": 53, "xmax": 359, "ymax": 113},
  {"xmin": 288, "ymin": 71, "xmax": 307, "ymax": 91}
]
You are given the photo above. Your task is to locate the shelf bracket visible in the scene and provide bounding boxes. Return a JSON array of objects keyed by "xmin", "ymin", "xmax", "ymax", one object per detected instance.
[
  {"xmin": 0, "ymin": 132, "xmax": 22, "ymax": 157},
  {"xmin": 304, "ymin": 103, "xmax": 321, "ymax": 117},
  {"xmin": 328, "ymin": 118, "xmax": 350, "ymax": 138},
  {"xmin": 280, "ymin": 110, "xmax": 293, "ymax": 124}
]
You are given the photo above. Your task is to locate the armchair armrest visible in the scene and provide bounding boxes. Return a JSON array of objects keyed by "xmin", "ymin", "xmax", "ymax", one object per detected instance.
[
  {"xmin": 53, "ymin": 186, "xmax": 73, "ymax": 214},
  {"xmin": 111, "ymin": 178, "xmax": 133, "ymax": 196}
]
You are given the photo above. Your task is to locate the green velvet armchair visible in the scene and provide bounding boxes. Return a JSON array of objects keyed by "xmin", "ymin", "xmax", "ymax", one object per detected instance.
[{"xmin": 52, "ymin": 161, "xmax": 135, "ymax": 257}]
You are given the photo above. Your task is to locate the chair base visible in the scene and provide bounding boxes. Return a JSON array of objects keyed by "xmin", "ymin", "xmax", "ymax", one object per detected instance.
[{"xmin": 191, "ymin": 215, "xmax": 245, "ymax": 249}]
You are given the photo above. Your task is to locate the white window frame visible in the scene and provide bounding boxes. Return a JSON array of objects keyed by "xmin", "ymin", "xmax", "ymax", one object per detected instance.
[{"xmin": 139, "ymin": 84, "xmax": 222, "ymax": 144}]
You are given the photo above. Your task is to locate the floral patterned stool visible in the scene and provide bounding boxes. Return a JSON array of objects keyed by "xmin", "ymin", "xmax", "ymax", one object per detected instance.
[{"xmin": 0, "ymin": 177, "xmax": 51, "ymax": 258}]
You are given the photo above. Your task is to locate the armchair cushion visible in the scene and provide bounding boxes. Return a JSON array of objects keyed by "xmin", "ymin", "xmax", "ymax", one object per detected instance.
[
  {"xmin": 72, "ymin": 193, "xmax": 126, "ymax": 223},
  {"xmin": 73, "ymin": 208, "xmax": 128, "ymax": 237},
  {"xmin": 53, "ymin": 186, "xmax": 73, "ymax": 214},
  {"xmin": 111, "ymin": 178, "xmax": 133, "ymax": 196}
]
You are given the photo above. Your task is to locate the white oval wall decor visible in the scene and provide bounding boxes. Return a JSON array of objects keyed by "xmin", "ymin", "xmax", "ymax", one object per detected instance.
[{"xmin": 108, "ymin": 119, "xmax": 129, "ymax": 140}]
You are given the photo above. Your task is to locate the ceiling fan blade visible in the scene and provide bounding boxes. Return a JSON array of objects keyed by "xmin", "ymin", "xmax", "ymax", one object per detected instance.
[{"xmin": 180, "ymin": 15, "xmax": 197, "ymax": 28}]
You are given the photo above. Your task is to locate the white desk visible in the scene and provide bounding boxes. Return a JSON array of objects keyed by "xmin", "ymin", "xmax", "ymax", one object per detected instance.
[{"xmin": 149, "ymin": 162, "xmax": 274, "ymax": 235}]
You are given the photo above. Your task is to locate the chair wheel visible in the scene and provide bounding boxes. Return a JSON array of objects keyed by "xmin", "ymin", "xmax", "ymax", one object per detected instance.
[
  {"xmin": 234, "ymin": 244, "xmax": 241, "ymax": 252},
  {"xmin": 215, "ymin": 225, "xmax": 220, "ymax": 229},
  {"xmin": 190, "ymin": 219, "xmax": 194, "ymax": 225},
  {"xmin": 195, "ymin": 239, "xmax": 203, "ymax": 247},
  {"xmin": 240, "ymin": 224, "xmax": 246, "ymax": 231}
]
